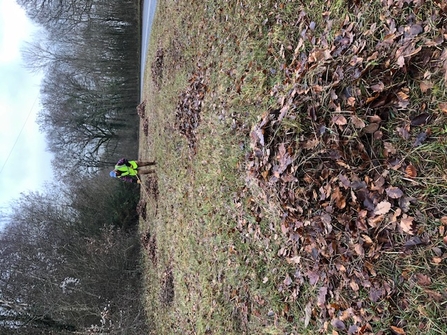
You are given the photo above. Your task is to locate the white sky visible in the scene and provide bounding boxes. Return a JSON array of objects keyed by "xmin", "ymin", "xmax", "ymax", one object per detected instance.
[{"xmin": 0, "ymin": 0, "xmax": 54, "ymax": 212}]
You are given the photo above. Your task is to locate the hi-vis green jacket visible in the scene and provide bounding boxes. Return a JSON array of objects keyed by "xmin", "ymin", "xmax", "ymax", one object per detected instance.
[{"xmin": 115, "ymin": 159, "xmax": 138, "ymax": 177}]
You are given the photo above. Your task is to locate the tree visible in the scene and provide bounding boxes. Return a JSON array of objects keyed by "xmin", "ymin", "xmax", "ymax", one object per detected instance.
[
  {"xmin": 17, "ymin": 0, "xmax": 94, "ymax": 34},
  {"xmin": 0, "ymin": 187, "xmax": 146, "ymax": 333},
  {"xmin": 20, "ymin": 0, "xmax": 140, "ymax": 174},
  {"xmin": 5, "ymin": 0, "xmax": 148, "ymax": 332}
]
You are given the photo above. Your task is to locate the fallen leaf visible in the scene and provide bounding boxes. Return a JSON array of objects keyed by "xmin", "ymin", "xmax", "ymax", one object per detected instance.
[
  {"xmin": 420, "ymin": 81, "xmax": 434, "ymax": 93},
  {"xmin": 286, "ymin": 256, "xmax": 301, "ymax": 264},
  {"xmin": 371, "ymin": 81, "xmax": 385, "ymax": 92},
  {"xmin": 397, "ymin": 55, "xmax": 405, "ymax": 68},
  {"xmin": 368, "ymin": 115, "xmax": 382, "ymax": 123},
  {"xmin": 432, "ymin": 246, "xmax": 442, "ymax": 256},
  {"xmin": 303, "ymin": 138, "xmax": 319, "ymax": 149},
  {"xmin": 332, "ymin": 114, "xmax": 348, "ymax": 126},
  {"xmin": 351, "ymin": 115, "xmax": 366, "ymax": 128},
  {"xmin": 407, "ymin": 23, "xmax": 423, "ymax": 37},
  {"xmin": 331, "ymin": 318, "xmax": 346, "ymax": 331},
  {"xmin": 399, "ymin": 196, "xmax": 412, "ymax": 212},
  {"xmin": 404, "ymin": 236, "xmax": 423, "ymax": 248},
  {"xmin": 349, "ymin": 55, "xmax": 363, "ymax": 66},
  {"xmin": 364, "ymin": 261, "xmax": 377, "ymax": 276},
  {"xmin": 348, "ymin": 325, "xmax": 359, "ymax": 334},
  {"xmin": 391, "ymin": 325, "xmax": 406, "ymax": 335},
  {"xmin": 432, "ymin": 257, "xmax": 442, "ymax": 264},
  {"xmin": 439, "ymin": 102, "xmax": 447, "ymax": 113},
  {"xmin": 350, "ymin": 280, "xmax": 360, "ymax": 291},
  {"xmin": 277, "ymin": 143, "xmax": 293, "ymax": 173},
  {"xmin": 372, "ymin": 175, "xmax": 385, "ymax": 190},
  {"xmin": 317, "ymin": 286, "xmax": 327, "ymax": 307},
  {"xmin": 347, "ymin": 96, "xmax": 356, "ymax": 107},
  {"xmin": 424, "ymin": 289, "xmax": 443, "ymax": 301},
  {"xmin": 386, "ymin": 186, "xmax": 404, "ymax": 199},
  {"xmin": 366, "ymin": 94, "xmax": 379, "ymax": 104},
  {"xmin": 251, "ymin": 127, "xmax": 265, "ymax": 146},
  {"xmin": 354, "ymin": 243, "xmax": 364, "ymax": 256},
  {"xmin": 332, "ymin": 187, "xmax": 346, "ymax": 209},
  {"xmin": 304, "ymin": 302, "xmax": 312, "ymax": 328},
  {"xmin": 261, "ymin": 169, "xmax": 269, "ymax": 180},
  {"xmin": 278, "ymin": 104, "xmax": 290, "ymax": 121},
  {"xmin": 363, "ymin": 122, "xmax": 380, "ymax": 134},
  {"xmin": 369, "ymin": 284, "xmax": 385, "ymax": 302},
  {"xmin": 374, "ymin": 130, "xmax": 383, "ymax": 139},
  {"xmin": 336, "ymin": 160, "xmax": 351, "ymax": 169},
  {"xmin": 374, "ymin": 201, "xmax": 392, "ymax": 215},
  {"xmin": 306, "ymin": 270, "xmax": 320, "ymax": 285},
  {"xmin": 283, "ymin": 275, "xmax": 293, "ymax": 286},
  {"xmin": 390, "ymin": 207, "xmax": 402, "ymax": 223},
  {"xmin": 410, "ymin": 113, "xmax": 430, "ymax": 126},
  {"xmin": 361, "ymin": 234, "xmax": 374, "ymax": 246},
  {"xmin": 339, "ymin": 174, "xmax": 351, "ymax": 188},
  {"xmin": 397, "ymin": 89, "xmax": 409, "ymax": 100},
  {"xmin": 413, "ymin": 131, "xmax": 428, "ymax": 147},
  {"xmin": 351, "ymin": 180, "xmax": 367, "ymax": 190},
  {"xmin": 405, "ymin": 165, "xmax": 417, "ymax": 178},
  {"xmin": 364, "ymin": 196, "xmax": 376, "ymax": 212},
  {"xmin": 400, "ymin": 215, "xmax": 414, "ymax": 234},
  {"xmin": 397, "ymin": 125, "xmax": 410, "ymax": 140},
  {"xmin": 309, "ymin": 49, "xmax": 330, "ymax": 63},
  {"xmin": 415, "ymin": 273, "xmax": 431, "ymax": 286},
  {"xmin": 397, "ymin": 89, "xmax": 410, "ymax": 108},
  {"xmin": 384, "ymin": 142, "xmax": 397, "ymax": 156}
]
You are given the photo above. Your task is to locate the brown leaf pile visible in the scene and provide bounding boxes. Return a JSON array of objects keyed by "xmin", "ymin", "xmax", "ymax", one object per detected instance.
[
  {"xmin": 144, "ymin": 174, "xmax": 159, "ymax": 201},
  {"xmin": 151, "ymin": 48, "xmax": 164, "ymax": 88},
  {"xmin": 245, "ymin": 0, "xmax": 446, "ymax": 329},
  {"xmin": 136, "ymin": 199, "xmax": 147, "ymax": 220},
  {"xmin": 175, "ymin": 70, "xmax": 207, "ymax": 153},
  {"xmin": 136, "ymin": 100, "xmax": 146, "ymax": 118},
  {"xmin": 137, "ymin": 100, "xmax": 149, "ymax": 136},
  {"xmin": 141, "ymin": 229, "xmax": 157, "ymax": 265},
  {"xmin": 160, "ymin": 266, "xmax": 174, "ymax": 306}
]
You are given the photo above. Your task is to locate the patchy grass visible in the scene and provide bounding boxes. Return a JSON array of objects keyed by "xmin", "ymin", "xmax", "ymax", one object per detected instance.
[{"xmin": 138, "ymin": 0, "xmax": 447, "ymax": 334}]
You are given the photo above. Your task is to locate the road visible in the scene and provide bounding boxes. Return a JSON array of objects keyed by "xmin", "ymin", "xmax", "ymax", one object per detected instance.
[{"xmin": 141, "ymin": 0, "xmax": 158, "ymax": 93}]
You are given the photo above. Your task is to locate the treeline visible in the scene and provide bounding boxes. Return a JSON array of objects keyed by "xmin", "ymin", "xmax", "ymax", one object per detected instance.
[
  {"xmin": 0, "ymin": 0, "xmax": 148, "ymax": 333},
  {"xmin": 20, "ymin": 0, "xmax": 141, "ymax": 171}
]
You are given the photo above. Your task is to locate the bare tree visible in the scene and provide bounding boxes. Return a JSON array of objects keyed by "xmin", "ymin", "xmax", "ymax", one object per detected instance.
[
  {"xmin": 17, "ymin": 0, "xmax": 94, "ymax": 34},
  {"xmin": 20, "ymin": 0, "xmax": 140, "ymax": 174},
  {"xmin": 3, "ymin": 0, "xmax": 148, "ymax": 332},
  {"xmin": 0, "ymin": 187, "xmax": 146, "ymax": 333}
]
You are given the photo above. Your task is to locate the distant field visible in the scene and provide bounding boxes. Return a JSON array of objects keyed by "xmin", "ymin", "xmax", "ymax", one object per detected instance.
[{"xmin": 138, "ymin": 1, "xmax": 447, "ymax": 334}]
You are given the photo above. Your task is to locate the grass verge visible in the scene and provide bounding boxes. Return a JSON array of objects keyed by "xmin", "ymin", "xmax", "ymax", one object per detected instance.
[{"xmin": 138, "ymin": 1, "xmax": 447, "ymax": 334}]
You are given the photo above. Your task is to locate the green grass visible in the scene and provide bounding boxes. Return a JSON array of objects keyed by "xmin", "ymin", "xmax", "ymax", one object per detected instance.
[{"xmin": 138, "ymin": 0, "xmax": 447, "ymax": 334}]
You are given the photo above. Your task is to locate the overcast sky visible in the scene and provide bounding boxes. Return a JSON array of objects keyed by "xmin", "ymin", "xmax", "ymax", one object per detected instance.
[{"xmin": 0, "ymin": 0, "xmax": 54, "ymax": 213}]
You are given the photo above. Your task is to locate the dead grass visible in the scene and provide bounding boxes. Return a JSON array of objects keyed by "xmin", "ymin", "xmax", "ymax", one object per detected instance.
[{"xmin": 138, "ymin": 1, "xmax": 447, "ymax": 334}]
